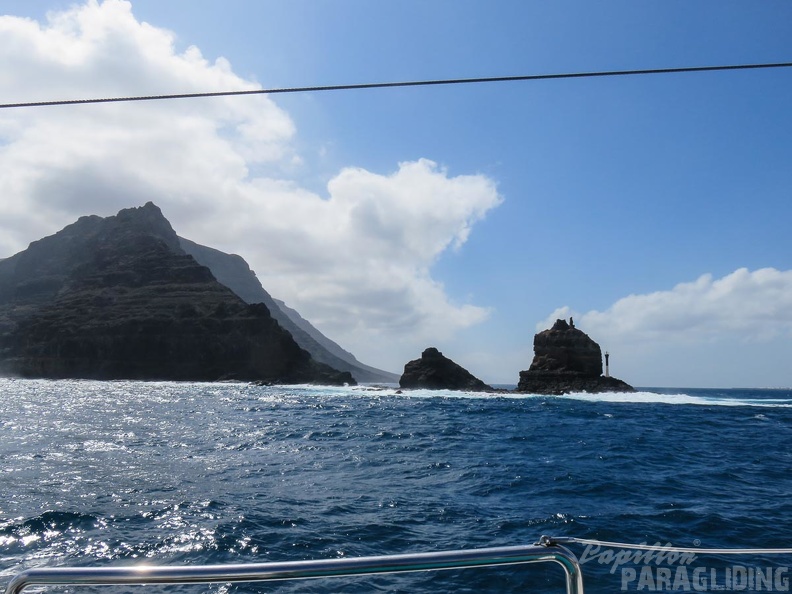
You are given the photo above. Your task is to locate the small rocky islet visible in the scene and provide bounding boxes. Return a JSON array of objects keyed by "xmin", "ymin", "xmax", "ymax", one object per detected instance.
[
  {"xmin": 0, "ymin": 203, "xmax": 635, "ymax": 393},
  {"xmin": 516, "ymin": 318, "xmax": 634, "ymax": 394},
  {"xmin": 400, "ymin": 319, "xmax": 634, "ymax": 394},
  {"xmin": 399, "ymin": 347, "xmax": 494, "ymax": 392}
]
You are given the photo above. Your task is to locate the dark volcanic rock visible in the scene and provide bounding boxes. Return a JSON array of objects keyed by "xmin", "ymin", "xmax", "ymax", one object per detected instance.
[
  {"xmin": 179, "ymin": 237, "xmax": 398, "ymax": 384},
  {"xmin": 516, "ymin": 372, "xmax": 634, "ymax": 395},
  {"xmin": 400, "ymin": 347, "xmax": 492, "ymax": 391},
  {"xmin": 529, "ymin": 318, "xmax": 602, "ymax": 376},
  {"xmin": 516, "ymin": 319, "xmax": 634, "ymax": 394},
  {"xmin": 0, "ymin": 203, "xmax": 354, "ymax": 385}
]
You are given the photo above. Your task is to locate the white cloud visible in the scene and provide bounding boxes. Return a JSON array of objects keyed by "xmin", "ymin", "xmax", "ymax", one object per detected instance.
[
  {"xmin": 0, "ymin": 0, "xmax": 502, "ymax": 372},
  {"xmin": 580, "ymin": 268, "xmax": 792, "ymax": 342},
  {"xmin": 540, "ymin": 268, "xmax": 792, "ymax": 387}
]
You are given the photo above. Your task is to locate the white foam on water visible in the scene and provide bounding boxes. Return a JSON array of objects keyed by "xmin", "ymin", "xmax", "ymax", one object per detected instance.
[{"xmin": 339, "ymin": 384, "xmax": 792, "ymax": 407}]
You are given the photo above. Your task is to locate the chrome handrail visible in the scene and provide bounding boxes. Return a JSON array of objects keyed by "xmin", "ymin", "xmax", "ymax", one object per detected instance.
[{"xmin": 5, "ymin": 543, "xmax": 583, "ymax": 593}]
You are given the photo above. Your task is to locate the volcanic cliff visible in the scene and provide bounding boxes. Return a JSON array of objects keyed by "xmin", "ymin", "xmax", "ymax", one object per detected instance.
[
  {"xmin": 0, "ymin": 203, "xmax": 354, "ymax": 384},
  {"xmin": 179, "ymin": 238, "xmax": 398, "ymax": 383},
  {"xmin": 516, "ymin": 319, "xmax": 634, "ymax": 394}
]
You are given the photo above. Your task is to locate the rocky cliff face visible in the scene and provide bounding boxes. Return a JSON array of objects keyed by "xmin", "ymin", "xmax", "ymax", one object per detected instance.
[
  {"xmin": 528, "ymin": 318, "xmax": 602, "ymax": 376},
  {"xmin": 179, "ymin": 238, "xmax": 398, "ymax": 384},
  {"xmin": 0, "ymin": 203, "xmax": 354, "ymax": 385},
  {"xmin": 400, "ymin": 347, "xmax": 492, "ymax": 391},
  {"xmin": 517, "ymin": 319, "xmax": 634, "ymax": 394}
]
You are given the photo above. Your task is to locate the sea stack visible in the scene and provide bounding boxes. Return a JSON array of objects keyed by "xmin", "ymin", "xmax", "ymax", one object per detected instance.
[
  {"xmin": 400, "ymin": 347, "xmax": 493, "ymax": 391},
  {"xmin": 516, "ymin": 318, "xmax": 634, "ymax": 394}
]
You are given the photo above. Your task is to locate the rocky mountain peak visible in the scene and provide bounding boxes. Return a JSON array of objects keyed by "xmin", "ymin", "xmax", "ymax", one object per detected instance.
[{"xmin": 0, "ymin": 203, "xmax": 354, "ymax": 385}]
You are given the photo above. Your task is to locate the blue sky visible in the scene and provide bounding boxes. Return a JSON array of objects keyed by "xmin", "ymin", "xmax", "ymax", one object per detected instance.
[{"xmin": 1, "ymin": 1, "xmax": 791, "ymax": 387}]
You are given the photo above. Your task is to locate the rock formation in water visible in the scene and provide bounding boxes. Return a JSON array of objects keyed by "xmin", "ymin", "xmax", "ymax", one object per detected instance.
[
  {"xmin": 179, "ymin": 238, "xmax": 398, "ymax": 384},
  {"xmin": 400, "ymin": 347, "xmax": 493, "ymax": 391},
  {"xmin": 0, "ymin": 202, "xmax": 354, "ymax": 385},
  {"xmin": 516, "ymin": 318, "xmax": 634, "ymax": 394}
]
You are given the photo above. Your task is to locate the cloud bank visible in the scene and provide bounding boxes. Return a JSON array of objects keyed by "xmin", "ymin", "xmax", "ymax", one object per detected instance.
[
  {"xmin": 540, "ymin": 268, "xmax": 792, "ymax": 386},
  {"xmin": 0, "ymin": 0, "xmax": 502, "ymax": 371}
]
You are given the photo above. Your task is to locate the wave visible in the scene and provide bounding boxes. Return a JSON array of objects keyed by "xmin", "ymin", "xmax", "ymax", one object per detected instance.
[
  {"xmin": 331, "ymin": 385, "xmax": 792, "ymax": 407},
  {"xmin": 0, "ymin": 510, "xmax": 103, "ymax": 538},
  {"xmin": 5, "ymin": 378, "xmax": 789, "ymax": 408},
  {"xmin": 557, "ymin": 391, "xmax": 792, "ymax": 407}
]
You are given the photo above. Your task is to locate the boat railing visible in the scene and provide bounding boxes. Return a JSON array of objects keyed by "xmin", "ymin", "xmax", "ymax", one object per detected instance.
[{"xmin": 4, "ymin": 542, "xmax": 583, "ymax": 594}]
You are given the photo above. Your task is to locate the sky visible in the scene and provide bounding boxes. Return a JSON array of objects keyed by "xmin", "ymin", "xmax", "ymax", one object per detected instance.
[{"xmin": 1, "ymin": 1, "xmax": 791, "ymax": 388}]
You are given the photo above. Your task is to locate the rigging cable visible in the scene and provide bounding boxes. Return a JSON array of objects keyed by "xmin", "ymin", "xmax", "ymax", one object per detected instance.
[{"xmin": 1, "ymin": 61, "xmax": 791, "ymax": 110}]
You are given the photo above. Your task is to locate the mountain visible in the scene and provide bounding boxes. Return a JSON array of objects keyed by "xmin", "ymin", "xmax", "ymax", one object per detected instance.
[
  {"xmin": 179, "ymin": 238, "xmax": 399, "ymax": 383},
  {"xmin": 0, "ymin": 203, "xmax": 354, "ymax": 385}
]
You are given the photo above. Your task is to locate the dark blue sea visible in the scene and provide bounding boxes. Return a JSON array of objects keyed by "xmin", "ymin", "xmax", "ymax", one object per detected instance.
[{"xmin": 3, "ymin": 379, "xmax": 792, "ymax": 593}]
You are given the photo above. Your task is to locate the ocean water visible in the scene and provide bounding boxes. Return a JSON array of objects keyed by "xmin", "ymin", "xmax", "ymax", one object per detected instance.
[{"xmin": 2, "ymin": 379, "xmax": 792, "ymax": 593}]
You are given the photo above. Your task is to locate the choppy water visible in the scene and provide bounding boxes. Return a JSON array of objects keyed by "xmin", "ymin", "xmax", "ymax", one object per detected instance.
[{"xmin": 2, "ymin": 379, "xmax": 792, "ymax": 593}]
